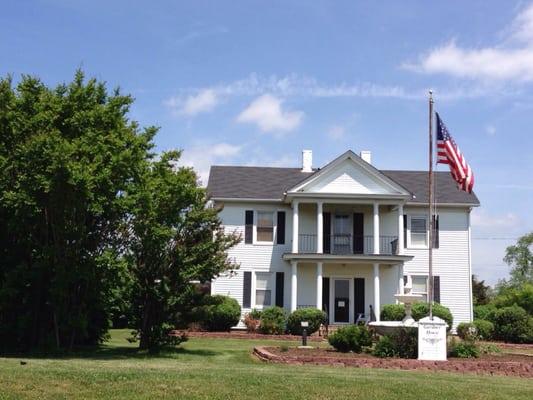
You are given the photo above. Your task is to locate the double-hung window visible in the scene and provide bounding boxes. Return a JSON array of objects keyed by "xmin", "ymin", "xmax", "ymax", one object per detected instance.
[
  {"xmin": 411, "ymin": 276, "xmax": 428, "ymax": 301},
  {"xmin": 255, "ymin": 272, "xmax": 272, "ymax": 307},
  {"xmin": 410, "ymin": 216, "xmax": 428, "ymax": 247},
  {"xmin": 256, "ymin": 211, "xmax": 274, "ymax": 242}
]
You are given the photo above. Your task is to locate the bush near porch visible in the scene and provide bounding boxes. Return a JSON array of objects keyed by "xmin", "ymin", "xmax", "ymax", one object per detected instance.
[
  {"xmin": 380, "ymin": 302, "xmax": 453, "ymax": 331},
  {"xmin": 287, "ymin": 308, "xmax": 327, "ymax": 335}
]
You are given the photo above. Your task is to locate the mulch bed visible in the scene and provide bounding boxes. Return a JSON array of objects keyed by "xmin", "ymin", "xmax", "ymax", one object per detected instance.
[
  {"xmin": 254, "ymin": 346, "xmax": 533, "ymax": 378},
  {"xmin": 171, "ymin": 330, "xmax": 324, "ymax": 341}
]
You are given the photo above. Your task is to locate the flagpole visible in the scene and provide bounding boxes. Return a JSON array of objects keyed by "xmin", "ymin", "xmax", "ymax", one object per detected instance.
[{"xmin": 428, "ymin": 90, "xmax": 434, "ymax": 319}]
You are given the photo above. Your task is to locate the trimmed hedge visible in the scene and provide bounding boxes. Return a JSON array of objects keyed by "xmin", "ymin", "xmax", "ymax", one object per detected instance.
[
  {"xmin": 259, "ymin": 306, "xmax": 287, "ymax": 335},
  {"xmin": 328, "ymin": 325, "xmax": 372, "ymax": 353},
  {"xmin": 200, "ymin": 295, "xmax": 241, "ymax": 331},
  {"xmin": 287, "ymin": 308, "xmax": 327, "ymax": 335},
  {"xmin": 473, "ymin": 319, "xmax": 494, "ymax": 340},
  {"xmin": 412, "ymin": 303, "xmax": 453, "ymax": 331},
  {"xmin": 380, "ymin": 304, "xmax": 405, "ymax": 321},
  {"xmin": 490, "ymin": 305, "xmax": 532, "ymax": 343},
  {"xmin": 373, "ymin": 327, "xmax": 418, "ymax": 359},
  {"xmin": 456, "ymin": 322, "xmax": 477, "ymax": 341},
  {"xmin": 380, "ymin": 302, "xmax": 453, "ymax": 331}
]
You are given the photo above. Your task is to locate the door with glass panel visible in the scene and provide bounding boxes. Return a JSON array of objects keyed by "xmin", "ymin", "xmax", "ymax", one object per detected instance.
[{"xmin": 333, "ymin": 279, "xmax": 350, "ymax": 323}]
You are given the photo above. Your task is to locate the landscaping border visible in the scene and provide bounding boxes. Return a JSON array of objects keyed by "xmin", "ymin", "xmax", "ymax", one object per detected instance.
[
  {"xmin": 253, "ymin": 346, "xmax": 533, "ymax": 378},
  {"xmin": 172, "ymin": 330, "xmax": 324, "ymax": 341}
]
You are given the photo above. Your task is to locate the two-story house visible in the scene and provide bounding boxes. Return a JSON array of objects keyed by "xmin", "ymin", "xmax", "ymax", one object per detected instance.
[{"xmin": 207, "ymin": 150, "xmax": 479, "ymax": 330}]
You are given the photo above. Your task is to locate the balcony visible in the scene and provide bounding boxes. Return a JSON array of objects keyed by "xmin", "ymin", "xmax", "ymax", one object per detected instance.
[{"xmin": 298, "ymin": 234, "xmax": 399, "ymax": 255}]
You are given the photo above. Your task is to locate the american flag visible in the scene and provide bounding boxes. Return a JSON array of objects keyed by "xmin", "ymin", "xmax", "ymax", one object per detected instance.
[{"xmin": 436, "ymin": 112, "xmax": 474, "ymax": 193}]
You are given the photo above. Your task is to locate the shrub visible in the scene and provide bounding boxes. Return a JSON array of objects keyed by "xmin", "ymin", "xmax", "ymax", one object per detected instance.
[
  {"xmin": 491, "ymin": 305, "xmax": 532, "ymax": 343},
  {"xmin": 474, "ymin": 304, "xmax": 497, "ymax": 321},
  {"xmin": 200, "ymin": 295, "xmax": 241, "ymax": 331},
  {"xmin": 473, "ymin": 319, "xmax": 494, "ymax": 340},
  {"xmin": 286, "ymin": 308, "xmax": 327, "ymax": 335},
  {"xmin": 328, "ymin": 325, "xmax": 372, "ymax": 353},
  {"xmin": 243, "ymin": 313, "xmax": 260, "ymax": 333},
  {"xmin": 456, "ymin": 322, "xmax": 477, "ymax": 341},
  {"xmin": 259, "ymin": 306, "xmax": 287, "ymax": 334},
  {"xmin": 373, "ymin": 335, "xmax": 396, "ymax": 358},
  {"xmin": 380, "ymin": 304, "xmax": 406, "ymax": 321},
  {"xmin": 493, "ymin": 284, "xmax": 533, "ymax": 315},
  {"xmin": 450, "ymin": 341, "xmax": 480, "ymax": 358},
  {"xmin": 249, "ymin": 308, "xmax": 262, "ymax": 320},
  {"xmin": 412, "ymin": 302, "xmax": 453, "ymax": 331},
  {"xmin": 372, "ymin": 327, "xmax": 418, "ymax": 359}
]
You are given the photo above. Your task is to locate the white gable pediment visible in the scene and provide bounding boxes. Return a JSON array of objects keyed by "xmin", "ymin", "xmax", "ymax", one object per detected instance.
[{"xmin": 288, "ymin": 151, "xmax": 410, "ymax": 196}]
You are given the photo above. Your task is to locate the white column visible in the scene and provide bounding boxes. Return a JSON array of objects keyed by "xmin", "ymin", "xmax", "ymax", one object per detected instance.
[
  {"xmin": 316, "ymin": 262, "xmax": 323, "ymax": 310},
  {"xmin": 292, "ymin": 201, "xmax": 299, "ymax": 253},
  {"xmin": 397, "ymin": 264, "xmax": 404, "ymax": 295},
  {"xmin": 291, "ymin": 261, "xmax": 298, "ymax": 312},
  {"xmin": 373, "ymin": 202, "xmax": 380, "ymax": 254},
  {"xmin": 398, "ymin": 204, "xmax": 404, "ymax": 255},
  {"xmin": 373, "ymin": 263, "xmax": 380, "ymax": 321},
  {"xmin": 316, "ymin": 201, "xmax": 323, "ymax": 254}
]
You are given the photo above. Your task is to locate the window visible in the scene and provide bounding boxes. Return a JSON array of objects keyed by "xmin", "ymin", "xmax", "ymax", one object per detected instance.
[
  {"xmin": 256, "ymin": 211, "xmax": 274, "ymax": 242},
  {"xmin": 410, "ymin": 216, "xmax": 428, "ymax": 247},
  {"xmin": 255, "ymin": 272, "xmax": 272, "ymax": 307},
  {"xmin": 411, "ymin": 276, "xmax": 428, "ymax": 301}
]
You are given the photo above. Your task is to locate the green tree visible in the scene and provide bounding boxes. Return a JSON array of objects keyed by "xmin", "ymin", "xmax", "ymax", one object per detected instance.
[
  {"xmin": 472, "ymin": 275, "xmax": 492, "ymax": 305},
  {"xmin": 126, "ymin": 151, "xmax": 239, "ymax": 350},
  {"xmin": 503, "ymin": 232, "xmax": 533, "ymax": 286},
  {"xmin": 0, "ymin": 71, "xmax": 153, "ymax": 350}
]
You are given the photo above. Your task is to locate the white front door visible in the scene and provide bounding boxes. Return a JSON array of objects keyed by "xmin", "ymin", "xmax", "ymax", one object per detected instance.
[{"xmin": 331, "ymin": 278, "xmax": 353, "ymax": 324}]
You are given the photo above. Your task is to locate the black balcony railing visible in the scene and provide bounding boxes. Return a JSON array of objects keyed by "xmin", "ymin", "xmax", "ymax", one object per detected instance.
[{"xmin": 298, "ymin": 234, "xmax": 399, "ymax": 255}]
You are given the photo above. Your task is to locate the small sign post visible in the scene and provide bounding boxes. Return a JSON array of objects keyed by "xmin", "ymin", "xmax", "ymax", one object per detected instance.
[
  {"xmin": 301, "ymin": 321, "xmax": 309, "ymax": 347},
  {"xmin": 418, "ymin": 316, "xmax": 447, "ymax": 361}
]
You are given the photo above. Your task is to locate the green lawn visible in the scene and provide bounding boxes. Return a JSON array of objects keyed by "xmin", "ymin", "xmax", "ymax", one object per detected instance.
[{"xmin": 0, "ymin": 330, "xmax": 531, "ymax": 400}]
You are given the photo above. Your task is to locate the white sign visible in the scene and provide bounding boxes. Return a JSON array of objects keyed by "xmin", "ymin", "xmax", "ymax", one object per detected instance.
[
  {"xmin": 338, "ymin": 301, "xmax": 345, "ymax": 307},
  {"xmin": 418, "ymin": 316, "xmax": 447, "ymax": 361}
]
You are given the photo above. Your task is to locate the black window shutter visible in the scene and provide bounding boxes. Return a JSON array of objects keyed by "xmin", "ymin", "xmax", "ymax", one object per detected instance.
[
  {"xmin": 403, "ymin": 215, "xmax": 408, "ymax": 248},
  {"xmin": 323, "ymin": 212, "xmax": 331, "ymax": 254},
  {"xmin": 275, "ymin": 272, "xmax": 284, "ymax": 307},
  {"xmin": 354, "ymin": 278, "xmax": 365, "ymax": 319},
  {"xmin": 322, "ymin": 277, "xmax": 330, "ymax": 323},
  {"xmin": 243, "ymin": 271, "xmax": 252, "ymax": 308},
  {"xmin": 244, "ymin": 210, "xmax": 253, "ymax": 244},
  {"xmin": 353, "ymin": 213, "xmax": 364, "ymax": 254},
  {"xmin": 276, "ymin": 212, "xmax": 285, "ymax": 244},
  {"xmin": 432, "ymin": 215, "xmax": 440, "ymax": 249},
  {"xmin": 433, "ymin": 276, "xmax": 440, "ymax": 303}
]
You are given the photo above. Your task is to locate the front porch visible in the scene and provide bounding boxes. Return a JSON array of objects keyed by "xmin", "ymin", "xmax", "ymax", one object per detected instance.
[{"xmin": 283, "ymin": 259, "xmax": 412, "ymax": 323}]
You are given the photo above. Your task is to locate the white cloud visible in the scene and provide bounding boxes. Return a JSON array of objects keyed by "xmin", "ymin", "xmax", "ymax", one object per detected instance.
[
  {"xmin": 486, "ymin": 125, "xmax": 496, "ymax": 136},
  {"xmin": 327, "ymin": 125, "xmax": 346, "ymax": 140},
  {"xmin": 470, "ymin": 209, "xmax": 521, "ymax": 234},
  {"xmin": 236, "ymin": 94, "xmax": 303, "ymax": 134},
  {"xmin": 164, "ymin": 89, "xmax": 219, "ymax": 116},
  {"xmin": 404, "ymin": 4, "xmax": 533, "ymax": 82},
  {"xmin": 179, "ymin": 142, "xmax": 242, "ymax": 185}
]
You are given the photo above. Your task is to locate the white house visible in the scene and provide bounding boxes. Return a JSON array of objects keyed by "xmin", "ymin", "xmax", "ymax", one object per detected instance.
[{"xmin": 207, "ymin": 150, "xmax": 479, "ymax": 330}]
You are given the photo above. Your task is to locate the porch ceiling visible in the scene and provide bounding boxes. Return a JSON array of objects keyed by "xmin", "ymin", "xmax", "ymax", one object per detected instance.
[{"xmin": 282, "ymin": 252, "xmax": 413, "ymax": 265}]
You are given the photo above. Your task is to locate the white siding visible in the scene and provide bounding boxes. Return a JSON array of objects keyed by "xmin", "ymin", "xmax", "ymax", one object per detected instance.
[
  {"xmin": 212, "ymin": 200, "xmax": 472, "ymax": 331},
  {"xmin": 305, "ymin": 160, "xmax": 399, "ymax": 194},
  {"xmin": 403, "ymin": 207, "xmax": 472, "ymax": 329}
]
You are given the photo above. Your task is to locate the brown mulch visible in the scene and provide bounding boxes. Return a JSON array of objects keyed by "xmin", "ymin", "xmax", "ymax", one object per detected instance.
[
  {"xmin": 254, "ymin": 346, "xmax": 533, "ymax": 378},
  {"xmin": 170, "ymin": 330, "xmax": 324, "ymax": 341}
]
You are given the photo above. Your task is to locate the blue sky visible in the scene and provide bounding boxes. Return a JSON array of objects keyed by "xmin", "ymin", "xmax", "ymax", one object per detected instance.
[{"xmin": 2, "ymin": 0, "xmax": 532, "ymax": 284}]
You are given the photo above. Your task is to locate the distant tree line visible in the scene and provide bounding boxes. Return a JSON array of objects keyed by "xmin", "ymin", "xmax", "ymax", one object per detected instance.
[{"xmin": 0, "ymin": 72, "xmax": 238, "ymax": 352}]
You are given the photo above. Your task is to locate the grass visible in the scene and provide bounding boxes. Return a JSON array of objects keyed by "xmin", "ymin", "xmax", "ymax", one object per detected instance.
[{"xmin": 0, "ymin": 330, "xmax": 531, "ymax": 400}]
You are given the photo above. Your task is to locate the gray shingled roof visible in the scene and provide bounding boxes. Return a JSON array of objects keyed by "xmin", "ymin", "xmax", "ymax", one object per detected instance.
[{"xmin": 207, "ymin": 166, "xmax": 479, "ymax": 205}]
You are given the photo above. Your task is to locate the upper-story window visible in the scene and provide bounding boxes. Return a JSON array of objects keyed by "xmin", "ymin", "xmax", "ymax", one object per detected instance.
[
  {"xmin": 409, "ymin": 215, "xmax": 428, "ymax": 247},
  {"xmin": 256, "ymin": 211, "xmax": 274, "ymax": 242}
]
